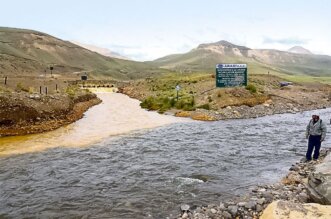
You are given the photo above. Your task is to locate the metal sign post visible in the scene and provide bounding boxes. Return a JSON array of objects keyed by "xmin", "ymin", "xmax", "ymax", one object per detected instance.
[
  {"xmin": 216, "ymin": 64, "xmax": 247, "ymax": 88},
  {"xmin": 50, "ymin": 66, "xmax": 54, "ymax": 77},
  {"xmin": 175, "ymin": 85, "xmax": 181, "ymax": 101}
]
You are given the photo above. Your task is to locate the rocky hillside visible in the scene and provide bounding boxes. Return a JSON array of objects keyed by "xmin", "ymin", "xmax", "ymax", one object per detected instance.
[
  {"xmin": 0, "ymin": 27, "xmax": 164, "ymax": 80},
  {"xmin": 152, "ymin": 40, "xmax": 331, "ymax": 77}
]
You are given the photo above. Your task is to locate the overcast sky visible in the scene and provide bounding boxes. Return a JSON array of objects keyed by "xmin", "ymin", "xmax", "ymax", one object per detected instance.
[{"xmin": 1, "ymin": 0, "xmax": 330, "ymax": 61}]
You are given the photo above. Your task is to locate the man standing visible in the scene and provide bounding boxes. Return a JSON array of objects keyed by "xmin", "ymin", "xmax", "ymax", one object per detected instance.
[{"xmin": 306, "ymin": 115, "xmax": 327, "ymax": 161}]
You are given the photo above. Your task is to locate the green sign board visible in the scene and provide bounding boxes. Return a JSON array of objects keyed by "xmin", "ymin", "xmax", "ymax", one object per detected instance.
[{"xmin": 216, "ymin": 64, "xmax": 247, "ymax": 87}]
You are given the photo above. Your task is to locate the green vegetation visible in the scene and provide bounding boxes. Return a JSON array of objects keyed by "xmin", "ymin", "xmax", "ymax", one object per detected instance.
[
  {"xmin": 196, "ymin": 103, "xmax": 210, "ymax": 110},
  {"xmin": 245, "ymin": 84, "xmax": 257, "ymax": 93},
  {"xmin": 140, "ymin": 95, "xmax": 195, "ymax": 113},
  {"xmin": 16, "ymin": 82, "xmax": 29, "ymax": 92},
  {"xmin": 65, "ymin": 86, "xmax": 79, "ymax": 98}
]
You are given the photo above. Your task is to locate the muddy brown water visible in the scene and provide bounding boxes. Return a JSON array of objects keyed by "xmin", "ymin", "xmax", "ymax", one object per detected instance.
[{"xmin": 1, "ymin": 93, "xmax": 331, "ymax": 218}]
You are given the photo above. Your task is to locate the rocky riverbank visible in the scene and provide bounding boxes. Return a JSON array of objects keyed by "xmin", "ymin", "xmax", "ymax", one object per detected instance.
[
  {"xmin": 174, "ymin": 97, "xmax": 331, "ymax": 121},
  {"xmin": 0, "ymin": 91, "xmax": 101, "ymax": 136},
  {"xmin": 120, "ymin": 74, "xmax": 331, "ymax": 121},
  {"xmin": 177, "ymin": 148, "xmax": 331, "ymax": 219}
]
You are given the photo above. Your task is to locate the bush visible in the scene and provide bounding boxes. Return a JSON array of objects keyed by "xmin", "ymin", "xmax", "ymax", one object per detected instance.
[
  {"xmin": 196, "ymin": 103, "xmax": 210, "ymax": 110},
  {"xmin": 16, "ymin": 82, "xmax": 29, "ymax": 92},
  {"xmin": 140, "ymin": 95, "xmax": 195, "ymax": 112},
  {"xmin": 28, "ymin": 87, "xmax": 35, "ymax": 94},
  {"xmin": 246, "ymin": 84, "xmax": 257, "ymax": 93},
  {"xmin": 65, "ymin": 86, "xmax": 79, "ymax": 98}
]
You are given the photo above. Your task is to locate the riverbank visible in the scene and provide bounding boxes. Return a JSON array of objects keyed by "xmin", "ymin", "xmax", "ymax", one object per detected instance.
[
  {"xmin": 0, "ymin": 93, "xmax": 182, "ymax": 157},
  {"xmin": 120, "ymin": 74, "xmax": 331, "ymax": 121},
  {"xmin": 0, "ymin": 90, "xmax": 101, "ymax": 136},
  {"xmin": 178, "ymin": 148, "xmax": 331, "ymax": 219}
]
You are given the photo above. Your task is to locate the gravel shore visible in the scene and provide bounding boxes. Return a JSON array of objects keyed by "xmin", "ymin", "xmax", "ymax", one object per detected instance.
[{"xmin": 176, "ymin": 148, "xmax": 331, "ymax": 219}]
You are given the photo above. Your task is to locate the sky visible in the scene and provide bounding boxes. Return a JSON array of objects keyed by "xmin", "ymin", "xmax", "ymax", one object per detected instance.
[{"xmin": 1, "ymin": 0, "xmax": 331, "ymax": 61}]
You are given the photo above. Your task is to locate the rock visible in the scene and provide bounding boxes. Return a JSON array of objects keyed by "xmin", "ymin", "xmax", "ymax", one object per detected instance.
[
  {"xmin": 256, "ymin": 204, "xmax": 263, "ymax": 212},
  {"xmin": 260, "ymin": 200, "xmax": 331, "ymax": 219},
  {"xmin": 219, "ymin": 202, "xmax": 226, "ymax": 210},
  {"xmin": 227, "ymin": 205, "xmax": 238, "ymax": 216},
  {"xmin": 210, "ymin": 208, "xmax": 217, "ymax": 214},
  {"xmin": 226, "ymin": 106, "xmax": 232, "ymax": 110},
  {"xmin": 307, "ymin": 173, "xmax": 331, "ymax": 204},
  {"xmin": 233, "ymin": 110, "xmax": 241, "ymax": 117},
  {"xmin": 257, "ymin": 198, "xmax": 265, "ymax": 205},
  {"xmin": 29, "ymin": 94, "xmax": 41, "ymax": 100},
  {"xmin": 262, "ymin": 191, "xmax": 274, "ymax": 202},
  {"xmin": 181, "ymin": 204, "xmax": 190, "ymax": 212},
  {"xmin": 297, "ymin": 192, "xmax": 309, "ymax": 203},
  {"xmin": 258, "ymin": 188, "xmax": 266, "ymax": 193},
  {"xmin": 289, "ymin": 165, "xmax": 300, "ymax": 171},
  {"xmin": 282, "ymin": 171, "xmax": 302, "ymax": 185},
  {"xmin": 245, "ymin": 201, "xmax": 256, "ymax": 210},
  {"xmin": 307, "ymin": 153, "xmax": 331, "ymax": 204},
  {"xmin": 238, "ymin": 202, "xmax": 247, "ymax": 207},
  {"xmin": 181, "ymin": 212, "xmax": 188, "ymax": 218},
  {"xmin": 222, "ymin": 211, "xmax": 232, "ymax": 219}
]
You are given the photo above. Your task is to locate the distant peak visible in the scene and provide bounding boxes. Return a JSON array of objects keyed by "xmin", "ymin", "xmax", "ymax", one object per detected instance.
[
  {"xmin": 197, "ymin": 40, "xmax": 250, "ymax": 50},
  {"xmin": 288, "ymin": 46, "xmax": 313, "ymax": 55},
  {"xmin": 215, "ymin": 40, "xmax": 236, "ymax": 46}
]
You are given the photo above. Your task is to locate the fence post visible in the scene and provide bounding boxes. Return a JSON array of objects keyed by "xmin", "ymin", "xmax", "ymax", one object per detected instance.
[
  {"xmin": 45, "ymin": 87, "xmax": 48, "ymax": 95},
  {"xmin": 4, "ymin": 76, "xmax": 7, "ymax": 85}
]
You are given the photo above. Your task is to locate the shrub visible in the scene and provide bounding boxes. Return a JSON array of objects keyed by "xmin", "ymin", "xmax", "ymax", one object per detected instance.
[
  {"xmin": 16, "ymin": 82, "xmax": 29, "ymax": 92},
  {"xmin": 246, "ymin": 84, "xmax": 257, "ymax": 93},
  {"xmin": 141, "ymin": 95, "xmax": 195, "ymax": 112},
  {"xmin": 196, "ymin": 103, "xmax": 210, "ymax": 110},
  {"xmin": 28, "ymin": 87, "xmax": 35, "ymax": 94},
  {"xmin": 65, "ymin": 86, "xmax": 79, "ymax": 98}
]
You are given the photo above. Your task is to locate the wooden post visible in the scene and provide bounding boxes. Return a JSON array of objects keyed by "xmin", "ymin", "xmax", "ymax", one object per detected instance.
[
  {"xmin": 45, "ymin": 87, "xmax": 48, "ymax": 95},
  {"xmin": 4, "ymin": 76, "xmax": 7, "ymax": 85},
  {"xmin": 40, "ymin": 86, "xmax": 42, "ymax": 94},
  {"xmin": 56, "ymin": 84, "xmax": 58, "ymax": 91}
]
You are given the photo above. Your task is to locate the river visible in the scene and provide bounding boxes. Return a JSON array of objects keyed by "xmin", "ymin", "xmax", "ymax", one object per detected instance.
[{"xmin": 0, "ymin": 93, "xmax": 331, "ymax": 218}]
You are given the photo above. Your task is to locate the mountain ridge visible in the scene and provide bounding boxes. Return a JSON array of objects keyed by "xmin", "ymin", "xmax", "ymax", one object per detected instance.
[
  {"xmin": 152, "ymin": 40, "xmax": 331, "ymax": 77},
  {"xmin": 0, "ymin": 27, "xmax": 164, "ymax": 80}
]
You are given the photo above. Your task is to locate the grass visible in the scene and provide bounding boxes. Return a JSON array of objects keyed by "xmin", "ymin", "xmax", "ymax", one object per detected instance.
[
  {"xmin": 140, "ymin": 95, "xmax": 195, "ymax": 113},
  {"xmin": 278, "ymin": 74, "xmax": 331, "ymax": 84},
  {"xmin": 65, "ymin": 85, "xmax": 79, "ymax": 98},
  {"xmin": 245, "ymin": 84, "xmax": 257, "ymax": 93}
]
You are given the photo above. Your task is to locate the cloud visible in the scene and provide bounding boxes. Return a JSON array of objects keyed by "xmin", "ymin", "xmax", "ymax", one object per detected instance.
[{"xmin": 263, "ymin": 37, "xmax": 309, "ymax": 45}]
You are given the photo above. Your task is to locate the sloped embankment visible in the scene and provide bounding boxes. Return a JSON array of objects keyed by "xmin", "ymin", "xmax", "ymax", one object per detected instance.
[{"xmin": 0, "ymin": 91, "xmax": 101, "ymax": 136}]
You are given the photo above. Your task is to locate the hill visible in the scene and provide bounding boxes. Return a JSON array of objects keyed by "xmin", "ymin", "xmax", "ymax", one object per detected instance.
[
  {"xmin": 288, "ymin": 46, "xmax": 313, "ymax": 55},
  {"xmin": 152, "ymin": 40, "xmax": 331, "ymax": 77},
  {"xmin": 0, "ymin": 27, "xmax": 164, "ymax": 80},
  {"xmin": 70, "ymin": 41, "xmax": 130, "ymax": 60}
]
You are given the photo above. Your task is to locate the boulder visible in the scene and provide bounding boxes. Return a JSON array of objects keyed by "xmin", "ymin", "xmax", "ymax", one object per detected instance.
[
  {"xmin": 307, "ymin": 153, "xmax": 331, "ymax": 204},
  {"xmin": 260, "ymin": 200, "xmax": 331, "ymax": 219}
]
